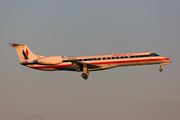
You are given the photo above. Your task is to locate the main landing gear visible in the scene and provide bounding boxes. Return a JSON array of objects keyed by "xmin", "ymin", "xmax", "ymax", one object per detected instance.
[{"xmin": 81, "ymin": 63, "xmax": 89, "ymax": 80}]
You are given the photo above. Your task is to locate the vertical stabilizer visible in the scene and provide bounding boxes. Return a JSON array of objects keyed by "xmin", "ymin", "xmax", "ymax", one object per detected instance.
[{"xmin": 9, "ymin": 43, "xmax": 38, "ymax": 62}]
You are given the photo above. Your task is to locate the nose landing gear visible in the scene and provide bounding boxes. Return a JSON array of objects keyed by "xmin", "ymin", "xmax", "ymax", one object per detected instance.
[{"xmin": 159, "ymin": 64, "xmax": 163, "ymax": 72}]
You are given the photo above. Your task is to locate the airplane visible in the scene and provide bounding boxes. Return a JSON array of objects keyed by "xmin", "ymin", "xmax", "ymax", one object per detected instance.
[{"xmin": 9, "ymin": 43, "xmax": 173, "ymax": 80}]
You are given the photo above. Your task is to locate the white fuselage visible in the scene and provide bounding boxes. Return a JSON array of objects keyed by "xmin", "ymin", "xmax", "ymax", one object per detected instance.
[{"xmin": 23, "ymin": 52, "xmax": 172, "ymax": 72}]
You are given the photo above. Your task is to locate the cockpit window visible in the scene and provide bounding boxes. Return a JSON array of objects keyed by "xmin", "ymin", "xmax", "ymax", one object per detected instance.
[{"xmin": 150, "ymin": 53, "xmax": 160, "ymax": 56}]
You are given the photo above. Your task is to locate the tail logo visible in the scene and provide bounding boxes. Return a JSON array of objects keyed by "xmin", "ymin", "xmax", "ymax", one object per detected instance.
[{"xmin": 22, "ymin": 49, "xmax": 29, "ymax": 60}]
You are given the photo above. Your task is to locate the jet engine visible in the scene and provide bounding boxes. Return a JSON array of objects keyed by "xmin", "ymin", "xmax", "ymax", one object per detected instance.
[{"xmin": 38, "ymin": 56, "xmax": 63, "ymax": 65}]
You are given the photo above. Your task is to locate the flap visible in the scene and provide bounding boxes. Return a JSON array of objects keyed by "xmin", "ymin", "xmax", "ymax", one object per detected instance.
[{"xmin": 69, "ymin": 60, "xmax": 101, "ymax": 69}]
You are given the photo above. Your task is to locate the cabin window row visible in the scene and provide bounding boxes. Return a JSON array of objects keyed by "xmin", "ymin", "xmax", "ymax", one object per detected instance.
[
  {"xmin": 64, "ymin": 53, "xmax": 159, "ymax": 62},
  {"xmin": 73, "ymin": 56, "xmax": 138, "ymax": 61}
]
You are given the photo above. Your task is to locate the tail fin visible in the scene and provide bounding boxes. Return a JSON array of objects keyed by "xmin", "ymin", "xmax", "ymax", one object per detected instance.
[{"xmin": 9, "ymin": 43, "xmax": 38, "ymax": 62}]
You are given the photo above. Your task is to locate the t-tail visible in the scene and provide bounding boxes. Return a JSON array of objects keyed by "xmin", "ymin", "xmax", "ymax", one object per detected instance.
[{"xmin": 9, "ymin": 43, "xmax": 39, "ymax": 63}]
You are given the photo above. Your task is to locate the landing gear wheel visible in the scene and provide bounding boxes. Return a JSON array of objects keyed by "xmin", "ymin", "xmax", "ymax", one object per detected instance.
[
  {"xmin": 81, "ymin": 73, "xmax": 88, "ymax": 80},
  {"xmin": 159, "ymin": 68, "xmax": 163, "ymax": 72},
  {"xmin": 82, "ymin": 73, "xmax": 86, "ymax": 78},
  {"xmin": 84, "ymin": 76, "xmax": 88, "ymax": 80}
]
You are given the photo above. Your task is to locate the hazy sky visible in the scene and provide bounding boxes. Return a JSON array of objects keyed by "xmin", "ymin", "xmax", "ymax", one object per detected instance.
[{"xmin": 0, "ymin": 0, "xmax": 180, "ymax": 120}]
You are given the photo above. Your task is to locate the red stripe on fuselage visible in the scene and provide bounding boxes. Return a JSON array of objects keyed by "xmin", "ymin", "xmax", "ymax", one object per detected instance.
[{"xmin": 31, "ymin": 64, "xmax": 73, "ymax": 69}]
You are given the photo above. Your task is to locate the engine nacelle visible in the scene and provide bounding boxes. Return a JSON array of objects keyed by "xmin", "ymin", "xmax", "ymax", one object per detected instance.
[{"xmin": 38, "ymin": 56, "xmax": 63, "ymax": 65}]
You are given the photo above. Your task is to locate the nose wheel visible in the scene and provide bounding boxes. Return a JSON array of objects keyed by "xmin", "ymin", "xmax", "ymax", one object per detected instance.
[{"xmin": 159, "ymin": 68, "xmax": 163, "ymax": 72}]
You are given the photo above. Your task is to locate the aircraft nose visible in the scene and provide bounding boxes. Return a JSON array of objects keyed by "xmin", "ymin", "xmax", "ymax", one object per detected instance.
[
  {"xmin": 163, "ymin": 58, "xmax": 173, "ymax": 62},
  {"xmin": 167, "ymin": 58, "xmax": 173, "ymax": 63}
]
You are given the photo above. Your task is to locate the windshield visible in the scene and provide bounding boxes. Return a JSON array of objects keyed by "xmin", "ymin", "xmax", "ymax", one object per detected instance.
[{"xmin": 150, "ymin": 53, "xmax": 160, "ymax": 56}]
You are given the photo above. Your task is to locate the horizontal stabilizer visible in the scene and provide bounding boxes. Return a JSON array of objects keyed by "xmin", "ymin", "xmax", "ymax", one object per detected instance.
[{"xmin": 9, "ymin": 43, "xmax": 25, "ymax": 47}]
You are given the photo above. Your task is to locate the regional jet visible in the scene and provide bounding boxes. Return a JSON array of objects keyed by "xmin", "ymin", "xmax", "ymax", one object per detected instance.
[{"xmin": 9, "ymin": 43, "xmax": 172, "ymax": 80}]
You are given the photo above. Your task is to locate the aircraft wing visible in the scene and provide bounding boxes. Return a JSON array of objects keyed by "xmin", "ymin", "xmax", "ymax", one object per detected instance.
[{"xmin": 68, "ymin": 60, "xmax": 101, "ymax": 70}]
